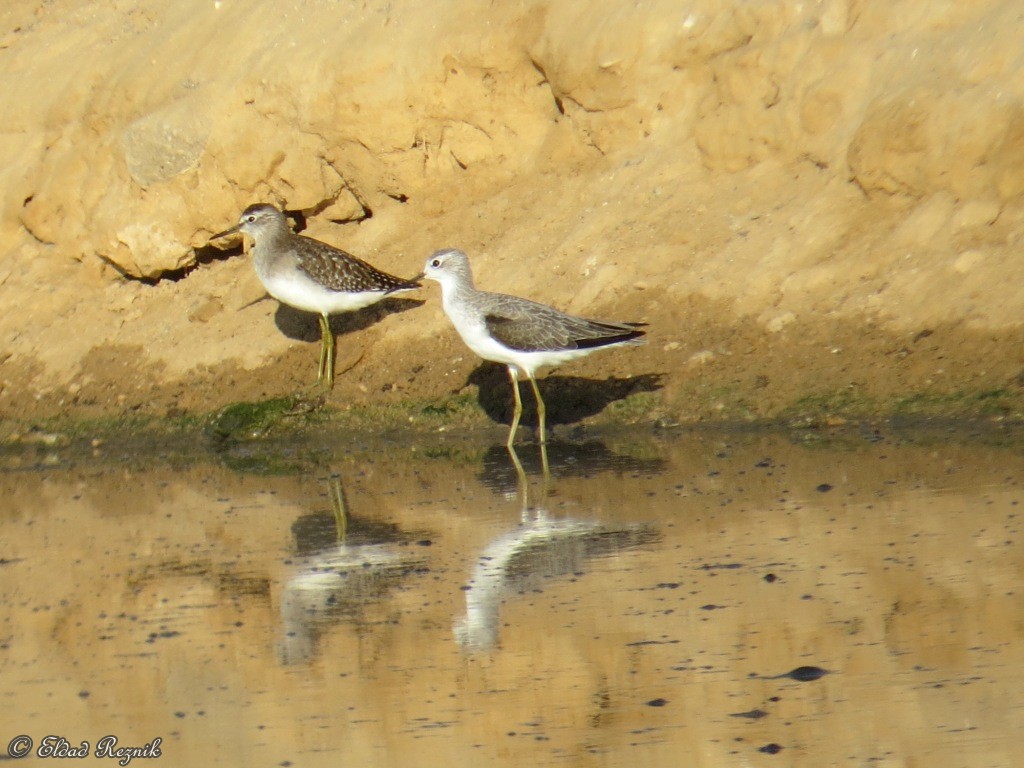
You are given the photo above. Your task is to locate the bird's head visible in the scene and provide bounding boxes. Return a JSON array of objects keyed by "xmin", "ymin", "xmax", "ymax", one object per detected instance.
[
  {"xmin": 422, "ymin": 248, "xmax": 474, "ymax": 289},
  {"xmin": 210, "ymin": 204, "xmax": 287, "ymax": 242}
]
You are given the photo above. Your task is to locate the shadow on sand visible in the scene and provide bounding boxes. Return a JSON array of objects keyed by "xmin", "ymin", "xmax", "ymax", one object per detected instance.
[
  {"xmin": 465, "ymin": 363, "xmax": 664, "ymax": 432},
  {"xmin": 271, "ymin": 296, "xmax": 425, "ymax": 342}
]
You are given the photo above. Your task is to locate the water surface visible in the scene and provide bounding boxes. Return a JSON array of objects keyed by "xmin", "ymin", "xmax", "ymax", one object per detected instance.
[{"xmin": 2, "ymin": 425, "xmax": 1022, "ymax": 766}]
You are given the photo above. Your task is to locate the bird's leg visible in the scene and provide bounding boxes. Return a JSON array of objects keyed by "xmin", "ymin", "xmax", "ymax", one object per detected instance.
[
  {"xmin": 505, "ymin": 442, "xmax": 530, "ymax": 519},
  {"xmin": 291, "ymin": 314, "xmax": 333, "ymax": 409},
  {"xmin": 329, "ymin": 474, "xmax": 349, "ymax": 543},
  {"xmin": 317, "ymin": 313, "xmax": 336, "ymax": 391},
  {"xmin": 506, "ymin": 366, "xmax": 524, "ymax": 448},
  {"xmin": 315, "ymin": 314, "xmax": 329, "ymax": 386},
  {"xmin": 527, "ymin": 375, "xmax": 547, "ymax": 445},
  {"xmin": 538, "ymin": 440, "xmax": 551, "ymax": 496},
  {"xmin": 324, "ymin": 317, "xmax": 336, "ymax": 390}
]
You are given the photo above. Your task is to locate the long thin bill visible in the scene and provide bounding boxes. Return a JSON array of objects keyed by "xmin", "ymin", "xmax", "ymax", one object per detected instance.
[{"xmin": 209, "ymin": 224, "xmax": 240, "ymax": 241}]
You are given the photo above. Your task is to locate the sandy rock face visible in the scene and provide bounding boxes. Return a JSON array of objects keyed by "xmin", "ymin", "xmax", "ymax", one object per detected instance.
[{"xmin": 2, "ymin": 0, "xmax": 1024, "ymax": 424}]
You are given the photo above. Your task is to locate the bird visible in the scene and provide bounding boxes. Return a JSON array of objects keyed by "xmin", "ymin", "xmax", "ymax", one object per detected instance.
[
  {"xmin": 210, "ymin": 204, "xmax": 421, "ymax": 391},
  {"xmin": 421, "ymin": 248, "xmax": 646, "ymax": 446}
]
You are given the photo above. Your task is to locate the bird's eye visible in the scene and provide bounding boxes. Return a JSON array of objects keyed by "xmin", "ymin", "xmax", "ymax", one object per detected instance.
[
  {"xmin": 431, "ymin": 259, "xmax": 441, "ymax": 268},
  {"xmin": 246, "ymin": 215, "xmax": 256, "ymax": 223}
]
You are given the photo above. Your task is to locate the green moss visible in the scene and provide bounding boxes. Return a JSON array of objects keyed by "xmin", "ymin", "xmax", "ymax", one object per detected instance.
[
  {"xmin": 778, "ymin": 386, "xmax": 1024, "ymax": 426},
  {"xmin": 605, "ymin": 391, "xmax": 663, "ymax": 422},
  {"xmin": 419, "ymin": 393, "xmax": 478, "ymax": 417},
  {"xmin": 891, "ymin": 388, "xmax": 1024, "ymax": 417},
  {"xmin": 783, "ymin": 389, "xmax": 867, "ymax": 417},
  {"xmin": 205, "ymin": 397, "xmax": 305, "ymax": 441}
]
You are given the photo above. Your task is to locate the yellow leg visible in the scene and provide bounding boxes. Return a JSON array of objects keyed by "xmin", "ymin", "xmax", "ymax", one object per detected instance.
[
  {"xmin": 316, "ymin": 314, "xmax": 328, "ymax": 384},
  {"xmin": 324, "ymin": 316, "xmax": 336, "ymax": 389},
  {"xmin": 506, "ymin": 367, "xmax": 523, "ymax": 448},
  {"xmin": 317, "ymin": 313, "xmax": 335, "ymax": 390},
  {"xmin": 527, "ymin": 375, "xmax": 547, "ymax": 445}
]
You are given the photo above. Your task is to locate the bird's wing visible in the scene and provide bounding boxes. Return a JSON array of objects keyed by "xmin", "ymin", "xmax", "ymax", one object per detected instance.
[
  {"xmin": 481, "ymin": 292, "xmax": 644, "ymax": 352},
  {"xmin": 296, "ymin": 238, "xmax": 419, "ymax": 294}
]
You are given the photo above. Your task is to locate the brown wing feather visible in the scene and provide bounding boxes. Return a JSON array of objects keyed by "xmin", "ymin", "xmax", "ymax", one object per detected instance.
[{"xmin": 296, "ymin": 237, "xmax": 419, "ymax": 293}]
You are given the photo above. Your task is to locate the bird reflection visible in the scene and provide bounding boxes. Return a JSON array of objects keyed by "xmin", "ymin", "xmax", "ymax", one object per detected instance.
[
  {"xmin": 455, "ymin": 443, "xmax": 660, "ymax": 650},
  {"xmin": 476, "ymin": 438, "xmax": 668, "ymax": 496},
  {"xmin": 278, "ymin": 474, "xmax": 428, "ymax": 665}
]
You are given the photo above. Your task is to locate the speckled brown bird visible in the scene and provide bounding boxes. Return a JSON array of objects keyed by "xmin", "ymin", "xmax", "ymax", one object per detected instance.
[{"xmin": 211, "ymin": 204, "xmax": 420, "ymax": 390}]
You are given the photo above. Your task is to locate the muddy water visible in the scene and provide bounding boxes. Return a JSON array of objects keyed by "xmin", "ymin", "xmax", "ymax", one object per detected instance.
[{"xmin": 2, "ymin": 425, "xmax": 1022, "ymax": 767}]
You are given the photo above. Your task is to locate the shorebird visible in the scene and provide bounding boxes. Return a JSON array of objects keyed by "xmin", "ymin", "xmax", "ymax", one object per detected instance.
[
  {"xmin": 421, "ymin": 248, "xmax": 645, "ymax": 446},
  {"xmin": 210, "ymin": 204, "xmax": 420, "ymax": 390}
]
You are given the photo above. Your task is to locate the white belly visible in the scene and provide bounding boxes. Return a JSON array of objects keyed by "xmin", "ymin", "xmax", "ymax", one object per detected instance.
[
  {"xmin": 446, "ymin": 303, "xmax": 594, "ymax": 378},
  {"xmin": 261, "ymin": 270, "xmax": 392, "ymax": 315}
]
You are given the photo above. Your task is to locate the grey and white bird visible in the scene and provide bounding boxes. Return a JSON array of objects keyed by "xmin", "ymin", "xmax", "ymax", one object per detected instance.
[
  {"xmin": 211, "ymin": 204, "xmax": 421, "ymax": 390},
  {"xmin": 421, "ymin": 248, "xmax": 646, "ymax": 446}
]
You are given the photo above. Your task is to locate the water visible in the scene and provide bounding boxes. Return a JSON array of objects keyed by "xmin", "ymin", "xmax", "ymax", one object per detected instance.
[{"xmin": 2, "ymin": 425, "xmax": 1023, "ymax": 766}]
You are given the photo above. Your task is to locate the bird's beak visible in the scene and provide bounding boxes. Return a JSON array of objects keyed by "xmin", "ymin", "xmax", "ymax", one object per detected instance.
[
  {"xmin": 411, "ymin": 271, "xmax": 426, "ymax": 282},
  {"xmin": 209, "ymin": 223, "xmax": 240, "ymax": 242}
]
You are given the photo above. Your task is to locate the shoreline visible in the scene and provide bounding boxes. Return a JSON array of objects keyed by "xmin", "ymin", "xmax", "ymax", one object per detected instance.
[{"xmin": 4, "ymin": 388, "xmax": 1022, "ymax": 468}]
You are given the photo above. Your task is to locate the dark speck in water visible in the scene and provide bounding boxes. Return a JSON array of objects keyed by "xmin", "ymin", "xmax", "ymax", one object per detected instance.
[
  {"xmin": 763, "ymin": 665, "xmax": 830, "ymax": 682},
  {"xmin": 645, "ymin": 698, "xmax": 669, "ymax": 707},
  {"xmin": 146, "ymin": 630, "xmax": 182, "ymax": 643},
  {"xmin": 763, "ymin": 573, "xmax": 778, "ymax": 583},
  {"xmin": 816, "ymin": 483, "xmax": 834, "ymax": 492},
  {"xmin": 625, "ymin": 639, "xmax": 680, "ymax": 647},
  {"xmin": 759, "ymin": 743, "xmax": 783, "ymax": 754},
  {"xmin": 698, "ymin": 562, "xmax": 744, "ymax": 571},
  {"xmin": 729, "ymin": 708, "xmax": 768, "ymax": 720}
]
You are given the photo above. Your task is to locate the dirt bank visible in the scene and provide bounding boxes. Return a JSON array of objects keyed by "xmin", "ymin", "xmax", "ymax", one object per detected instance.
[{"xmin": 2, "ymin": 0, "xmax": 1024, "ymax": 432}]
